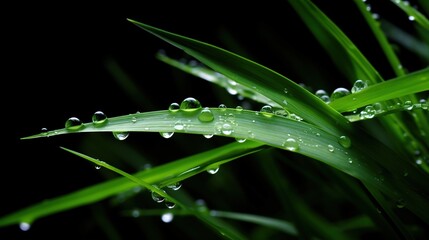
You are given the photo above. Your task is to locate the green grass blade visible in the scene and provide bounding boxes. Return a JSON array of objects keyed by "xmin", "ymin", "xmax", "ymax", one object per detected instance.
[
  {"xmin": 329, "ymin": 67, "xmax": 429, "ymax": 112},
  {"xmin": 0, "ymin": 140, "xmax": 264, "ymax": 228},
  {"xmin": 288, "ymin": 0, "xmax": 384, "ymax": 84},
  {"xmin": 390, "ymin": 0, "xmax": 429, "ymax": 31},
  {"xmin": 127, "ymin": 19, "xmax": 350, "ymax": 136}
]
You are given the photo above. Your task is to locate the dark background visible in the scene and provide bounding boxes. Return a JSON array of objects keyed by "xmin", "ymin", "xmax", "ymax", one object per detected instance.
[{"xmin": 3, "ymin": 1, "xmax": 425, "ymax": 239}]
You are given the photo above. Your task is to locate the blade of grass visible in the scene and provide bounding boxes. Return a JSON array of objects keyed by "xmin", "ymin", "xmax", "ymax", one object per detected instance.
[{"xmin": 127, "ymin": 19, "xmax": 350, "ymax": 136}]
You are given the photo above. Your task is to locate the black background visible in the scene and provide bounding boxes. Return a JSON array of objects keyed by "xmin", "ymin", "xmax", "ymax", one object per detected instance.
[{"xmin": 3, "ymin": 1, "xmax": 426, "ymax": 239}]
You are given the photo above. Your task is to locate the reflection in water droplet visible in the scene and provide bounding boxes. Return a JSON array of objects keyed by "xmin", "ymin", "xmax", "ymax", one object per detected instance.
[
  {"xmin": 161, "ymin": 212, "xmax": 174, "ymax": 223},
  {"xmin": 92, "ymin": 111, "xmax": 108, "ymax": 125},
  {"xmin": 65, "ymin": 117, "xmax": 84, "ymax": 131},
  {"xmin": 113, "ymin": 132, "xmax": 129, "ymax": 140},
  {"xmin": 169, "ymin": 102, "xmax": 180, "ymax": 112},
  {"xmin": 180, "ymin": 97, "xmax": 202, "ymax": 112}
]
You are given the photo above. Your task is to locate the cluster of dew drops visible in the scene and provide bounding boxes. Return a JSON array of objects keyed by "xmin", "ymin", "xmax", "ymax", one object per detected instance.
[{"xmin": 315, "ymin": 79, "xmax": 429, "ymax": 120}]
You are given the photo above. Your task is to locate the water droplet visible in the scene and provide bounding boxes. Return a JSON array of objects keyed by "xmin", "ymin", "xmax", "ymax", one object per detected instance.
[
  {"xmin": 331, "ymin": 87, "xmax": 350, "ymax": 101},
  {"xmin": 236, "ymin": 106, "xmax": 243, "ymax": 111},
  {"xmin": 160, "ymin": 132, "xmax": 174, "ymax": 139},
  {"xmin": 348, "ymin": 158, "xmax": 353, "ymax": 164},
  {"xmin": 328, "ymin": 144, "xmax": 335, "ymax": 152},
  {"xmin": 113, "ymin": 132, "xmax": 129, "ymax": 140},
  {"xmin": 92, "ymin": 111, "xmax": 107, "ymax": 125},
  {"xmin": 338, "ymin": 136, "xmax": 351, "ymax": 148},
  {"xmin": 169, "ymin": 102, "xmax": 180, "ymax": 112},
  {"xmin": 167, "ymin": 182, "xmax": 182, "ymax": 191},
  {"xmin": 165, "ymin": 201, "xmax": 176, "ymax": 209},
  {"xmin": 408, "ymin": 15, "xmax": 415, "ymax": 21},
  {"xmin": 284, "ymin": 88, "xmax": 288, "ymax": 94},
  {"xmin": 19, "ymin": 222, "xmax": 31, "ymax": 231},
  {"xmin": 221, "ymin": 123, "xmax": 233, "ymax": 135},
  {"xmin": 65, "ymin": 117, "xmax": 84, "ymax": 131},
  {"xmin": 360, "ymin": 105, "xmax": 376, "ymax": 119},
  {"xmin": 235, "ymin": 138, "xmax": 247, "ymax": 143},
  {"xmin": 131, "ymin": 209, "xmax": 140, "ymax": 218},
  {"xmin": 151, "ymin": 191, "xmax": 165, "ymax": 203},
  {"xmin": 198, "ymin": 107, "xmax": 214, "ymax": 122},
  {"xmin": 95, "ymin": 165, "xmax": 101, "ymax": 170},
  {"xmin": 207, "ymin": 167, "xmax": 219, "ymax": 174},
  {"xmin": 218, "ymin": 104, "xmax": 227, "ymax": 110},
  {"xmin": 351, "ymin": 80, "xmax": 368, "ymax": 93},
  {"xmin": 416, "ymin": 158, "xmax": 423, "ymax": 165},
  {"xmin": 315, "ymin": 89, "xmax": 330, "ymax": 103},
  {"xmin": 161, "ymin": 212, "xmax": 174, "ymax": 223},
  {"xmin": 395, "ymin": 199, "xmax": 406, "ymax": 208},
  {"xmin": 404, "ymin": 100, "xmax": 413, "ymax": 110},
  {"xmin": 180, "ymin": 97, "xmax": 202, "ymax": 112},
  {"xmin": 131, "ymin": 117, "xmax": 137, "ymax": 123},
  {"xmin": 203, "ymin": 134, "xmax": 214, "ymax": 139},
  {"xmin": 260, "ymin": 105, "xmax": 273, "ymax": 117},
  {"xmin": 282, "ymin": 138, "xmax": 299, "ymax": 151},
  {"xmin": 174, "ymin": 121, "xmax": 184, "ymax": 130}
]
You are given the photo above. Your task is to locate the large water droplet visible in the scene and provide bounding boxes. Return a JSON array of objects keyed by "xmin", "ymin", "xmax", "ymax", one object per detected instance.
[
  {"xmin": 19, "ymin": 222, "xmax": 31, "ymax": 231},
  {"xmin": 160, "ymin": 132, "xmax": 174, "ymax": 139},
  {"xmin": 151, "ymin": 191, "xmax": 165, "ymax": 203},
  {"xmin": 161, "ymin": 212, "xmax": 174, "ymax": 223},
  {"xmin": 92, "ymin": 111, "xmax": 107, "ymax": 126},
  {"xmin": 167, "ymin": 182, "xmax": 182, "ymax": 191},
  {"xmin": 260, "ymin": 105, "xmax": 273, "ymax": 117},
  {"xmin": 338, "ymin": 136, "xmax": 351, "ymax": 148},
  {"xmin": 282, "ymin": 138, "xmax": 299, "ymax": 151},
  {"xmin": 198, "ymin": 107, "xmax": 214, "ymax": 122},
  {"xmin": 65, "ymin": 117, "xmax": 84, "ymax": 131},
  {"xmin": 113, "ymin": 132, "xmax": 129, "ymax": 140},
  {"xmin": 169, "ymin": 102, "xmax": 180, "ymax": 112},
  {"xmin": 331, "ymin": 87, "xmax": 350, "ymax": 101},
  {"xmin": 351, "ymin": 80, "xmax": 368, "ymax": 93},
  {"xmin": 180, "ymin": 97, "xmax": 202, "ymax": 112}
]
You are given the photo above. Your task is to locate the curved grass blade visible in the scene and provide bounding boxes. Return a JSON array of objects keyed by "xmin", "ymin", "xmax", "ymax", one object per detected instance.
[
  {"xmin": 390, "ymin": 0, "xmax": 429, "ymax": 31},
  {"xmin": 127, "ymin": 19, "xmax": 350, "ymax": 136},
  {"xmin": 61, "ymin": 147, "xmax": 246, "ymax": 240},
  {"xmin": 0, "ymin": 140, "xmax": 264, "ymax": 228},
  {"xmin": 329, "ymin": 67, "xmax": 429, "ymax": 112}
]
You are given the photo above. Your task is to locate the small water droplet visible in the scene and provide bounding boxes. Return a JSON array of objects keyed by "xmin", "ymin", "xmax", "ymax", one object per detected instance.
[
  {"xmin": 408, "ymin": 15, "xmax": 415, "ymax": 21},
  {"xmin": 92, "ymin": 111, "xmax": 107, "ymax": 125},
  {"xmin": 351, "ymin": 80, "xmax": 368, "ymax": 93},
  {"xmin": 113, "ymin": 132, "xmax": 129, "ymax": 140},
  {"xmin": 169, "ymin": 102, "xmax": 180, "ymax": 112},
  {"xmin": 328, "ymin": 144, "xmax": 335, "ymax": 152},
  {"xmin": 315, "ymin": 89, "xmax": 330, "ymax": 103},
  {"xmin": 95, "ymin": 165, "xmax": 101, "ymax": 170},
  {"xmin": 180, "ymin": 97, "xmax": 202, "ymax": 112},
  {"xmin": 65, "ymin": 117, "xmax": 84, "ymax": 131},
  {"xmin": 151, "ymin": 191, "xmax": 165, "ymax": 203},
  {"xmin": 361, "ymin": 105, "xmax": 376, "ymax": 119},
  {"xmin": 160, "ymin": 132, "xmax": 174, "ymax": 139},
  {"xmin": 282, "ymin": 138, "xmax": 299, "ymax": 151},
  {"xmin": 198, "ymin": 107, "xmax": 214, "ymax": 122},
  {"xmin": 338, "ymin": 135, "xmax": 351, "ymax": 148},
  {"xmin": 395, "ymin": 199, "xmax": 406, "ymax": 208},
  {"xmin": 221, "ymin": 123, "xmax": 233, "ymax": 135},
  {"xmin": 165, "ymin": 201, "xmax": 176, "ymax": 209},
  {"xmin": 284, "ymin": 88, "xmax": 288, "ymax": 94},
  {"xmin": 131, "ymin": 209, "xmax": 140, "ymax": 218},
  {"xmin": 131, "ymin": 117, "xmax": 137, "ymax": 123},
  {"xmin": 235, "ymin": 138, "xmax": 247, "ymax": 143},
  {"xmin": 260, "ymin": 105, "xmax": 273, "ymax": 117},
  {"xmin": 404, "ymin": 100, "xmax": 413, "ymax": 110},
  {"xmin": 167, "ymin": 182, "xmax": 182, "ymax": 191},
  {"xmin": 161, "ymin": 212, "xmax": 174, "ymax": 223},
  {"xmin": 207, "ymin": 167, "xmax": 219, "ymax": 174},
  {"xmin": 348, "ymin": 158, "xmax": 353, "ymax": 164},
  {"xmin": 174, "ymin": 121, "xmax": 184, "ymax": 131},
  {"xmin": 331, "ymin": 87, "xmax": 350, "ymax": 101},
  {"xmin": 19, "ymin": 222, "xmax": 31, "ymax": 231},
  {"xmin": 218, "ymin": 104, "xmax": 227, "ymax": 110},
  {"xmin": 236, "ymin": 106, "xmax": 243, "ymax": 111},
  {"xmin": 203, "ymin": 134, "xmax": 214, "ymax": 139},
  {"xmin": 416, "ymin": 158, "xmax": 423, "ymax": 165}
]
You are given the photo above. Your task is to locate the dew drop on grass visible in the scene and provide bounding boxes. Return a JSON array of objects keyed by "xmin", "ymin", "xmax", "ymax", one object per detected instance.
[
  {"xmin": 92, "ymin": 111, "xmax": 107, "ymax": 125},
  {"xmin": 351, "ymin": 80, "xmax": 368, "ymax": 93},
  {"xmin": 330, "ymin": 87, "xmax": 350, "ymax": 101},
  {"xmin": 218, "ymin": 104, "xmax": 227, "ymax": 111},
  {"xmin": 165, "ymin": 201, "xmax": 176, "ymax": 209},
  {"xmin": 404, "ymin": 100, "xmax": 413, "ymax": 110},
  {"xmin": 169, "ymin": 102, "xmax": 180, "ymax": 112},
  {"xmin": 131, "ymin": 117, "xmax": 137, "ymax": 123},
  {"xmin": 315, "ymin": 89, "xmax": 330, "ymax": 103},
  {"xmin": 161, "ymin": 212, "xmax": 174, "ymax": 223},
  {"xmin": 235, "ymin": 138, "xmax": 247, "ymax": 143},
  {"xmin": 396, "ymin": 199, "xmax": 406, "ymax": 208},
  {"xmin": 151, "ymin": 191, "xmax": 165, "ymax": 203},
  {"xmin": 260, "ymin": 105, "xmax": 273, "ymax": 117},
  {"xmin": 198, "ymin": 107, "xmax": 214, "ymax": 122},
  {"xmin": 174, "ymin": 121, "xmax": 184, "ymax": 130},
  {"xmin": 65, "ymin": 117, "xmax": 84, "ymax": 131},
  {"xmin": 338, "ymin": 136, "xmax": 351, "ymax": 148},
  {"xmin": 131, "ymin": 209, "xmax": 140, "ymax": 218},
  {"xmin": 180, "ymin": 97, "xmax": 202, "ymax": 112},
  {"xmin": 236, "ymin": 106, "xmax": 243, "ymax": 111},
  {"xmin": 282, "ymin": 138, "xmax": 299, "ymax": 151},
  {"xmin": 167, "ymin": 182, "xmax": 182, "ymax": 191},
  {"xmin": 113, "ymin": 132, "xmax": 129, "ymax": 141},
  {"xmin": 408, "ymin": 15, "xmax": 415, "ymax": 21},
  {"xmin": 19, "ymin": 222, "xmax": 31, "ymax": 231},
  {"xmin": 160, "ymin": 132, "xmax": 174, "ymax": 139},
  {"xmin": 95, "ymin": 165, "xmax": 101, "ymax": 170},
  {"xmin": 328, "ymin": 144, "xmax": 335, "ymax": 152},
  {"xmin": 203, "ymin": 134, "xmax": 214, "ymax": 139},
  {"xmin": 221, "ymin": 123, "xmax": 233, "ymax": 135},
  {"xmin": 207, "ymin": 167, "xmax": 219, "ymax": 174}
]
